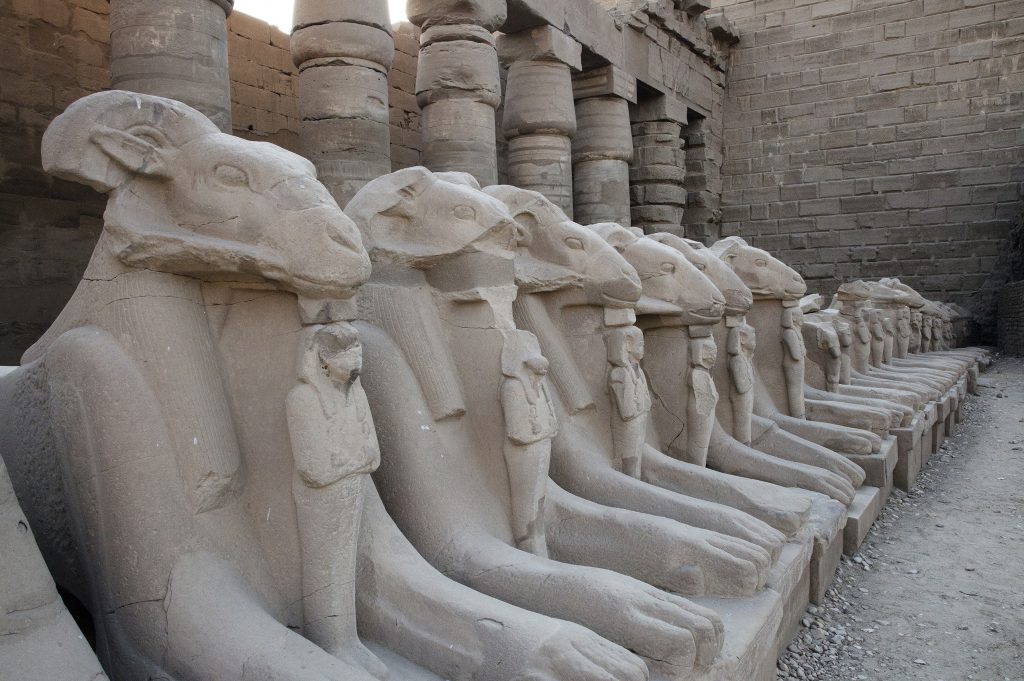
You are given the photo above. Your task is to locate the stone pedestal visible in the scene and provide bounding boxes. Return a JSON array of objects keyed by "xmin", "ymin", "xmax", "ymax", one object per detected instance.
[
  {"xmin": 499, "ymin": 26, "xmax": 581, "ymax": 215},
  {"xmin": 572, "ymin": 67, "xmax": 637, "ymax": 226},
  {"xmin": 109, "ymin": 0, "xmax": 234, "ymax": 132},
  {"xmin": 411, "ymin": 1, "xmax": 507, "ymax": 186},
  {"xmin": 292, "ymin": 0, "xmax": 393, "ymax": 206}
]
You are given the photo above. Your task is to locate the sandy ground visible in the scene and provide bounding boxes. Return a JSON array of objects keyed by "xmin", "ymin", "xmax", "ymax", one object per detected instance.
[{"xmin": 777, "ymin": 356, "xmax": 1024, "ymax": 681}]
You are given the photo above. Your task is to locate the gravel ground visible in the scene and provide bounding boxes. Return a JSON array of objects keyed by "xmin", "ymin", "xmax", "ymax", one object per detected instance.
[{"xmin": 776, "ymin": 355, "xmax": 1024, "ymax": 681}]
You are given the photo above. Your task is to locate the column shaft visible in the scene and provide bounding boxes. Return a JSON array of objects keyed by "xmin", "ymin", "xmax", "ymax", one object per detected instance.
[
  {"xmin": 411, "ymin": 3, "xmax": 507, "ymax": 186},
  {"xmin": 110, "ymin": 0, "xmax": 234, "ymax": 132},
  {"xmin": 499, "ymin": 27, "xmax": 581, "ymax": 215},
  {"xmin": 292, "ymin": 1, "xmax": 394, "ymax": 206},
  {"xmin": 573, "ymin": 96, "xmax": 633, "ymax": 226}
]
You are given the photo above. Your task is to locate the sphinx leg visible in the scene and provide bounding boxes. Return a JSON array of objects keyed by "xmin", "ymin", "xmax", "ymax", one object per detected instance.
[
  {"xmin": 769, "ymin": 412, "xmax": 879, "ymax": 456},
  {"xmin": 550, "ymin": 434, "xmax": 785, "ymax": 557},
  {"xmin": 707, "ymin": 429, "xmax": 857, "ymax": 505},
  {"xmin": 446, "ymin": 533, "xmax": 724, "ymax": 673},
  {"xmin": 357, "ymin": 480, "xmax": 649, "ymax": 681},
  {"xmin": 641, "ymin": 443, "xmax": 811, "ymax": 537},
  {"xmin": 12, "ymin": 327, "xmax": 369, "ymax": 681},
  {"xmin": 752, "ymin": 416, "xmax": 867, "ymax": 486}
]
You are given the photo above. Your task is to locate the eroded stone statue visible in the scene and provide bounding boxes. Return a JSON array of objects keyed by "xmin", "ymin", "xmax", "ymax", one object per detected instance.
[
  {"xmin": 500, "ymin": 330, "xmax": 558, "ymax": 556},
  {"xmin": 0, "ymin": 90, "xmax": 383, "ymax": 681},
  {"xmin": 0, "ymin": 92, "xmax": 651, "ymax": 681},
  {"xmin": 348, "ymin": 168, "xmax": 726, "ymax": 674},
  {"xmin": 606, "ymin": 325, "xmax": 652, "ymax": 478}
]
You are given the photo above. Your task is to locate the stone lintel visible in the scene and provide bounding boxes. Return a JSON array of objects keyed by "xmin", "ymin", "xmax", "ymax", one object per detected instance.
[
  {"xmin": 705, "ymin": 11, "xmax": 740, "ymax": 45},
  {"xmin": 497, "ymin": 25, "xmax": 582, "ymax": 69},
  {"xmin": 630, "ymin": 93, "xmax": 693, "ymax": 124},
  {"xmin": 572, "ymin": 65, "xmax": 637, "ymax": 103}
]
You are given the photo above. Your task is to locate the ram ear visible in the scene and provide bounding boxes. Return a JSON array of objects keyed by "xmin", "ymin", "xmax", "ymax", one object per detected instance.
[
  {"xmin": 41, "ymin": 91, "xmax": 215, "ymax": 193},
  {"xmin": 90, "ymin": 125, "xmax": 171, "ymax": 180}
]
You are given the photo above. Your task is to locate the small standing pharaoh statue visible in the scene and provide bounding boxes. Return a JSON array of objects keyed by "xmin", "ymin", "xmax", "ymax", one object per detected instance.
[
  {"xmin": 896, "ymin": 308, "xmax": 912, "ymax": 358},
  {"xmin": 688, "ymin": 329, "xmax": 719, "ymax": 466},
  {"xmin": 832, "ymin": 317, "xmax": 854, "ymax": 385},
  {"xmin": 606, "ymin": 326, "xmax": 652, "ymax": 478},
  {"xmin": 287, "ymin": 322, "xmax": 383, "ymax": 668},
  {"xmin": 727, "ymin": 319, "xmax": 756, "ymax": 445},
  {"xmin": 780, "ymin": 306, "xmax": 807, "ymax": 418},
  {"xmin": 909, "ymin": 310, "xmax": 923, "ymax": 354},
  {"xmin": 820, "ymin": 324, "xmax": 843, "ymax": 392},
  {"xmin": 500, "ymin": 331, "xmax": 558, "ymax": 557}
]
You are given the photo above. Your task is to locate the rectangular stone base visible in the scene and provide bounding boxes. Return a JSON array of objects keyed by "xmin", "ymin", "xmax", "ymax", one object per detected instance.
[
  {"xmin": 844, "ymin": 485, "xmax": 881, "ymax": 554},
  {"xmin": 892, "ymin": 414, "xmax": 925, "ymax": 491},
  {"xmin": 920, "ymin": 402, "xmax": 936, "ymax": 464},
  {"xmin": 843, "ymin": 435, "xmax": 896, "ymax": 503},
  {"xmin": 661, "ymin": 589, "xmax": 783, "ymax": 681},
  {"xmin": 767, "ymin": 538, "xmax": 813, "ymax": 658},
  {"xmin": 955, "ymin": 378, "xmax": 967, "ymax": 423},
  {"xmin": 945, "ymin": 387, "xmax": 959, "ymax": 435},
  {"xmin": 809, "ymin": 526, "xmax": 843, "ymax": 605},
  {"xmin": 932, "ymin": 394, "xmax": 951, "ymax": 453}
]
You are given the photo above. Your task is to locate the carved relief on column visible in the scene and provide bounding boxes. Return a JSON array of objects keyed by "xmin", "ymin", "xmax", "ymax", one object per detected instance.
[
  {"xmin": 498, "ymin": 26, "xmax": 581, "ymax": 216},
  {"xmin": 109, "ymin": 0, "xmax": 234, "ymax": 132},
  {"xmin": 292, "ymin": 0, "xmax": 394, "ymax": 206},
  {"xmin": 409, "ymin": 0, "xmax": 507, "ymax": 186},
  {"xmin": 571, "ymin": 66, "xmax": 637, "ymax": 227}
]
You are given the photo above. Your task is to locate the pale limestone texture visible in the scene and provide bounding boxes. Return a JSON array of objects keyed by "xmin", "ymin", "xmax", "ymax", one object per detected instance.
[{"xmin": 348, "ymin": 169, "xmax": 727, "ymax": 675}]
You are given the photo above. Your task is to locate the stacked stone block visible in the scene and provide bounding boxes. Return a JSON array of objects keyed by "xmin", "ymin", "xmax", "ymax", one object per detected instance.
[
  {"xmin": 389, "ymin": 23, "xmax": 423, "ymax": 171},
  {"xmin": 227, "ymin": 13, "xmax": 299, "ymax": 151},
  {"xmin": 713, "ymin": 0, "xmax": 1024, "ymax": 340},
  {"xmin": 997, "ymin": 281, "xmax": 1024, "ymax": 355},
  {"xmin": 630, "ymin": 119, "xmax": 687, "ymax": 235}
]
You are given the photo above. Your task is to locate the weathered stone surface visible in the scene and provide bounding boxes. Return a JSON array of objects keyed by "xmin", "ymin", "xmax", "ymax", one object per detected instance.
[
  {"xmin": 497, "ymin": 24, "xmax": 581, "ymax": 69},
  {"xmin": 408, "ymin": 0, "xmax": 508, "ymax": 31},
  {"xmin": 110, "ymin": 0, "xmax": 233, "ymax": 132}
]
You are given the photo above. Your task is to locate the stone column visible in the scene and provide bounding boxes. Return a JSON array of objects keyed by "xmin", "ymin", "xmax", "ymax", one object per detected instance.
[
  {"xmin": 109, "ymin": 0, "xmax": 234, "ymax": 132},
  {"xmin": 292, "ymin": 1, "xmax": 394, "ymax": 206},
  {"xmin": 498, "ymin": 26, "xmax": 581, "ymax": 216},
  {"xmin": 409, "ymin": 0, "xmax": 507, "ymax": 186},
  {"xmin": 627, "ymin": 95, "xmax": 688, "ymax": 236},
  {"xmin": 571, "ymin": 66, "xmax": 637, "ymax": 227}
]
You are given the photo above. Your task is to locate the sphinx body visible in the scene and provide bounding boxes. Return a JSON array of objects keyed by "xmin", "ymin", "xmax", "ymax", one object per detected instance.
[
  {"xmin": 0, "ymin": 92, "xmax": 655, "ymax": 681},
  {"xmin": 347, "ymin": 168, "xmax": 732, "ymax": 675}
]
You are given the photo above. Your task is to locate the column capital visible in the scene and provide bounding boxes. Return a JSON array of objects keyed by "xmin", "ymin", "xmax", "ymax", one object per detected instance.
[
  {"xmin": 497, "ymin": 25, "xmax": 582, "ymax": 70},
  {"xmin": 572, "ymin": 65, "xmax": 637, "ymax": 103},
  {"xmin": 408, "ymin": 0, "xmax": 507, "ymax": 31}
]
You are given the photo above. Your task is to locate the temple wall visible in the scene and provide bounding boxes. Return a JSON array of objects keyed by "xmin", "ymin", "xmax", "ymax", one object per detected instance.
[
  {"xmin": 711, "ymin": 0, "xmax": 1024, "ymax": 340},
  {"xmin": 0, "ymin": 3, "xmax": 421, "ymax": 363},
  {"xmin": 998, "ymin": 280, "xmax": 1024, "ymax": 354}
]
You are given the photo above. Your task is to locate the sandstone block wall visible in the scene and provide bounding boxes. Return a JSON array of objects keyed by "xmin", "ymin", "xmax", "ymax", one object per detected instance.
[
  {"xmin": 0, "ymin": 3, "xmax": 426, "ymax": 363},
  {"xmin": 712, "ymin": 0, "xmax": 1024, "ymax": 340},
  {"xmin": 998, "ymin": 280, "xmax": 1024, "ymax": 354}
]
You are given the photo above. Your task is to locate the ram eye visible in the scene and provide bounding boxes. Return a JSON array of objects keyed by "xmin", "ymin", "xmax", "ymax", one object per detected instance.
[
  {"xmin": 565, "ymin": 237, "xmax": 585, "ymax": 250},
  {"xmin": 660, "ymin": 262, "xmax": 676, "ymax": 274},
  {"xmin": 213, "ymin": 164, "xmax": 250, "ymax": 188},
  {"xmin": 754, "ymin": 258, "xmax": 767, "ymax": 267},
  {"xmin": 453, "ymin": 204, "xmax": 476, "ymax": 221}
]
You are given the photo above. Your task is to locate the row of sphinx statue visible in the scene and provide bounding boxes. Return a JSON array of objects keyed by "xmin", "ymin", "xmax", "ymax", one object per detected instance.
[{"xmin": 0, "ymin": 92, "xmax": 989, "ymax": 681}]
